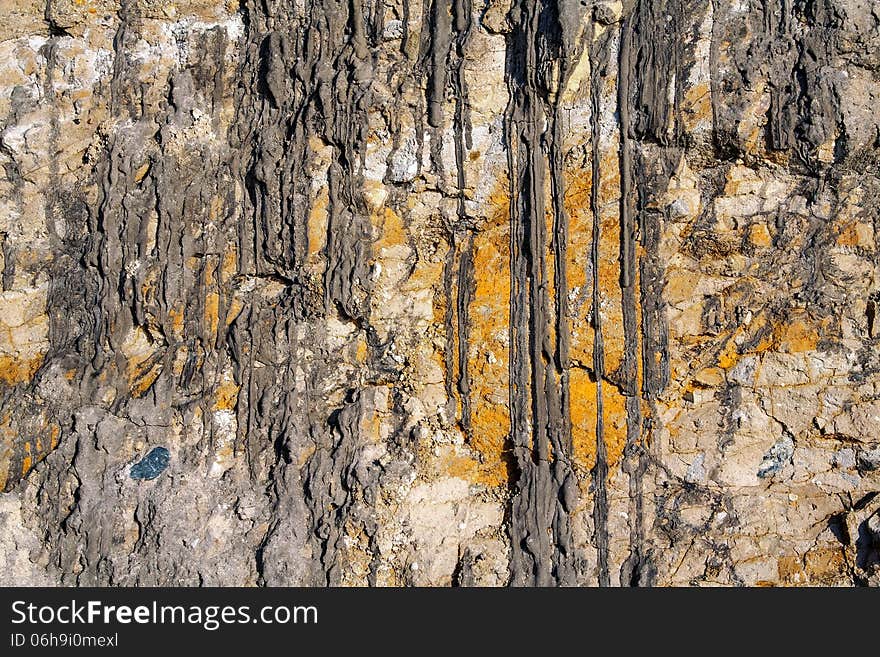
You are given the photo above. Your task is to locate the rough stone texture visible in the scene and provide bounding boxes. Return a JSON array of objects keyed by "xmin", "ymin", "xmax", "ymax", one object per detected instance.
[{"xmin": 0, "ymin": 0, "xmax": 878, "ymax": 586}]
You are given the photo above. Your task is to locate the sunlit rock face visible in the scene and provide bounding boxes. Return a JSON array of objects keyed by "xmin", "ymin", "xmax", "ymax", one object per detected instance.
[{"xmin": 0, "ymin": 0, "xmax": 878, "ymax": 587}]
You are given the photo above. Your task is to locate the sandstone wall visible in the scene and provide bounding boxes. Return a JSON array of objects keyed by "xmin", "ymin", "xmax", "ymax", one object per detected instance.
[{"xmin": 0, "ymin": 0, "xmax": 878, "ymax": 586}]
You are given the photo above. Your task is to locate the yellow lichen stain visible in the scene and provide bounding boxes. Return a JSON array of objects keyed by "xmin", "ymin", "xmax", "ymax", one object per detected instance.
[
  {"xmin": 307, "ymin": 190, "xmax": 329, "ymax": 263},
  {"xmin": 2, "ymin": 416, "xmax": 62, "ymax": 487},
  {"xmin": 773, "ymin": 315, "xmax": 822, "ymax": 353},
  {"xmin": 208, "ymin": 195, "xmax": 225, "ymax": 222},
  {"xmin": 0, "ymin": 354, "xmax": 45, "ymax": 386},
  {"xmin": 131, "ymin": 364, "xmax": 162, "ymax": 398},
  {"xmin": 681, "ymin": 81, "xmax": 712, "ymax": 129},
  {"xmin": 21, "ymin": 441, "xmax": 32, "ymax": 477},
  {"xmin": 561, "ymin": 151, "xmax": 625, "ymax": 373},
  {"xmin": 777, "ymin": 555, "xmax": 805, "ymax": 584},
  {"xmin": 563, "ymin": 166, "xmax": 591, "ymax": 293},
  {"xmin": 569, "ymin": 368, "xmax": 627, "ymax": 471},
  {"xmin": 836, "ymin": 221, "xmax": 874, "ymax": 249},
  {"xmin": 717, "ymin": 333, "xmax": 741, "ymax": 370},
  {"xmin": 442, "ymin": 451, "xmax": 507, "ymax": 488},
  {"xmin": 355, "ymin": 336, "xmax": 368, "ymax": 364},
  {"xmin": 168, "ymin": 305, "xmax": 185, "ymax": 338},
  {"xmin": 220, "ymin": 244, "xmax": 238, "ymax": 283},
  {"xmin": 122, "ymin": 326, "xmax": 162, "ymax": 397},
  {"xmin": 204, "ymin": 291, "xmax": 220, "ymax": 338},
  {"xmin": 373, "ymin": 206, "xmax": 408, "ymax": 253},
  {"xmin": 748, "ymin": 222, "xmax": 772, "ymax": 248},
  {"xmin": 204, "ymin": 259, "xmax": 217, "ymax": 287},
  {"xmin": 134, "ymin": 162, "xmax": 151, "ymax": 183},
  {"xmin": 225, "ymin": 297, "xmax": 243, "ymax": 327},
  {"xmin": 804, "ymin": 547, "xmax": 845, "ymax": 581},
  {"xmin": 778, "ymin": 547, "xmax": 847, "ymax": 585},
  {"xmin": 715, "ymin": 311, "xmax": 782, "ymax": 370},
  {"xmin": 212, "ymin": 376, "xmax": 240, "ymax": 412},
  {"xmin": 463, "ymin": 185, "xmax": 512, "ymax": 487}
]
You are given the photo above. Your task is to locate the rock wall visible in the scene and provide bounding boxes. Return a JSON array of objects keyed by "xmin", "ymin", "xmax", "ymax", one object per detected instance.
[{"xmin": 1, "ymin": 0, "xmax": 878, "ymax": 586}]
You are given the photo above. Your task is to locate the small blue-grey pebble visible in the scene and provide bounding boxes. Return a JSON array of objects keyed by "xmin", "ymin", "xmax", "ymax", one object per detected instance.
[{"xmin": 130, "ymin": 447, "xmax": 171, "ymax": 480}]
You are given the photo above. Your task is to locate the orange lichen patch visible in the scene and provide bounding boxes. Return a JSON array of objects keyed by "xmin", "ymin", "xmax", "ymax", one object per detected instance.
[
  {"xmin": 373, "ymin": 206, "xmax": 408, "ymax": 253},
  {"xmin": 563, "ymin": 167, "xmax": 592, "ymax": 293},
  {"xmin": 204, "ymin": 259, "xmax": 217, "ymax": 286},
  {"xmin": 133, "ymin": 162, "xmax": 151, "ymax": 183},
  {"xmin": 0, "ymin": 414, "xmax": 61, "ymax": 487},
  {"xmin": 122, "ymin": 326, "xmax": 162, "ymax": 396},
  {"xmin": 464, "ymin": 186, "xmax": 511, "ymax": 487},
  {"xmin": 441, "ymin": 451, "xmax": 507, "ymax": 488},
  {"xmin": 307, "ymin": 190, "xmax": 329, "ymax": 262},
  {"xmin": 681, "ymin": 82, "xmax": 712, "ymax": 128},
  {"xmin": 168, "ymin": 305, "xmax": 185, "ymax": 338},
  {"xmin": 804, "ymin": 547, "xmax": 845, "ymax": 580},
  {"xmin": 131, "ymin": 363, "xmax": 162, "ymax": 397},
  {"xmin": 225, "ymin": 297, "xmax": 243, "ymax": 327},
  {"xmin": 22, "ymin": 440, "xmax": 32, "ymax": 476},
  {"xmin": 220, "ymin": 244, "xmax": 238, "ymax": 283},
  {"xmin": 597, "ymin": 211, "xmax": 626, "ymax": 375},
  {"xmin": 561, "ymin": 150, "xmax": 624, "ymax": 372},
  {"xmin": 779, "ymin": 547, "xmax": 847, "ymax": 585},
  {"xmin": 355, "ymin": 336, "xmax": 368, "ymax": 364},
  {"xmin": 773, "ymin": 315, "xmax": 822, "ymax": 353},
  {"xmin": 712, "ymin": 313, "xmax": 771, "ymax": 368},
  {"xmin": 717, "ymin": 333, "xmax": 741, "ymax": 369},
  {"xmin": 212, "ymin": 376, "xmax": 240, "ymax": 412},
  {"xmin": 204, "ymin": 291, "xmax": 220, "ymax": 337},
  {"xmin": 569, "ymin": 368, "xmax": 627, "ymax": 471},
  {"xmin": 0, "ymin": 354, "xmax": 45, "ymax": 386},
  {"xmin": 208, "ymin": 195, "xmax": 225, "ymax": 222},
  {"xmin": 836, "ymin": 221, "xmax": 874, "ymax": 249},
  {"xmin": 748, "ymin": 222, "xmax": 772, "ymax": 247},
  {"xmin": 777, "ymin": 555, "xmax": 805, "ymax": 583}
]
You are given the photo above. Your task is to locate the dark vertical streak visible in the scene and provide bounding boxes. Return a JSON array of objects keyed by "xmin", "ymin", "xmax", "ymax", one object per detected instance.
[
  {"xmin": 588, "ymin": 28, "xmax": 610, "ymax": 587},
  {"xmin": 452, "ymin": 0, "xmax": 474, "ymax": 433},
  {"xmin": 617, "ymin": 9, "xmax": 648, "ymax": 587},
  {"xmin": 505, "ymin": 0, "xmax": 585, "ymax": 587}
]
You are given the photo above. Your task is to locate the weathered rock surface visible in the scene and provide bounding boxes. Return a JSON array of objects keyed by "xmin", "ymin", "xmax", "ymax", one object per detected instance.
[{"xmin": 0, "ymin": 0, "xmax": 878, "ymax": 586}]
